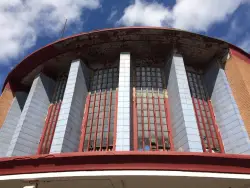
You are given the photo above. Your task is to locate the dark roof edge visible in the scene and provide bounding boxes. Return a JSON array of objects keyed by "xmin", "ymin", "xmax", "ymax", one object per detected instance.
[{"xmin": 2, "ymin": 27, "xmax": 250, "ymax": 92}]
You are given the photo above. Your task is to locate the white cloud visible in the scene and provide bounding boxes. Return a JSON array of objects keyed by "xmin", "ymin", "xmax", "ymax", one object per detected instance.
[
  {"xmin": 108, "ymin": 9, "xmax": 118, "ymax": 22},
  {"xmin": 116, "ymin": 0, "xmax": 172, "ymax": 27},
  {"xmin": 117, "ymin": 0, "xmax": 249, "ymax": 32},
  {"xmin": 0, "ymin": 0, "xmax": 100, "ymax": 64}
]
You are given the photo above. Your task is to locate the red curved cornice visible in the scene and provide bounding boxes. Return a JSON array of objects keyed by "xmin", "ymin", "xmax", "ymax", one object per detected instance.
[
  {"xmin": 1, "ymin": 151, "xmax": 250, "ymax": 175},
  {"xmin": 2, "ymin": 27, "xmax": 250, "ymax": 92}
]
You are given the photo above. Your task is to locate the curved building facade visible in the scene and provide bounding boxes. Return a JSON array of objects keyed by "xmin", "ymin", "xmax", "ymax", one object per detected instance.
[{"xmin": 1, "ymin": 27, "xmax": 250, "ymax": 187}]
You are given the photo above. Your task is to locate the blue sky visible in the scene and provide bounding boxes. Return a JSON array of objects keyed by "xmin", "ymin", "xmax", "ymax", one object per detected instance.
[{"xmin": 0, "ymin": 0, "xmax": 250, "ymax": 90}]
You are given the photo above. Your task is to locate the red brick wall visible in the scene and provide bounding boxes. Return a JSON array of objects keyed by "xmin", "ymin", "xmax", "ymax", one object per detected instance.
[
  {"xmin": 225, "ymin": 50, "xmax": 250, "ymax": 137},
  {"xmin": 0, "ymin": 86, "xmax": 14, "ymax": 128}
]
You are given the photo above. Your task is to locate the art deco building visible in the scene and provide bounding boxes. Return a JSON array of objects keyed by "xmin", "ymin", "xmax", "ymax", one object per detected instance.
[{"xmin": 0, "ymin": 27, "xmax": 250, "ymax": 188}]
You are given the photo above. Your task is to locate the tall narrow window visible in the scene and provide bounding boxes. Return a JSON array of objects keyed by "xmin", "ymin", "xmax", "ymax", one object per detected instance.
[
  {"xmin": 186, "ymin": 69, "xmax": 224, "ymax": 153},
  {"xmin": 37, "ymin": 73, "xmax": 67, "ymax": 154},
  {"xmin": 133, "ymin": 66, "xmax": 173, "ymax": 151},
  {"xmin": 79, "ymin": 67, "xmax": 119, "ymax": 152}
]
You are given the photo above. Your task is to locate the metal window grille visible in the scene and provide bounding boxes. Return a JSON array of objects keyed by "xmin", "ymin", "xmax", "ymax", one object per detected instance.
[
  {"xmin": 133, "ymin": 66, "xmax": 173, "ymax": 151},
  {"xmin": 79, "ymin": 68, "xmax": 118, "ymax": 152},
  {"xmin": 186, "ymin": 70, "xmax": 224, "ymax": 153},
  {"xmin": 37, "ymin": 73, "xmax": 67, "ymax": 154}
]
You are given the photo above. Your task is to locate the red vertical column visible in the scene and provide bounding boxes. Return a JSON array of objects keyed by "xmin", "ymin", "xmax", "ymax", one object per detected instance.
[
  {"xmin": 106, "ymin": 90, "xmax": 112, "ymax": 151},
  {"xmin": 100, "ymin": 90, "xmax": 107, "ymax": 151},
  {"xmin": 78, "ymin": 94, "xmax": 91, "ymax": 152},
  {"xmin": 158, "ymin": 91, "xmax": 165, "ymax": 150},
  {"xmin": 152, "ymin": 90, "xmax": 158, "ymax": 150},
  {"xmin": 45, "ymin": 102, "xmax": 62, "ymax": 154},
  {"xmin": 133, "ymin": 88, "xmax": 138, "ymax": 150},
  {"xmin": 192, "ymin": 97, "xmax": 206, "ymax": 152},
  {"xmin": 37, "ymin": 105, "xmax": 53, "ymax": 154},
  {"xmin": 164, "ymin": 94, "xmax": 174, "ymax": 151},
  {"xmin": 87, "ymin": 92, "xmax": 96, "ymax": 151},
  {"xmin": 208, "ymin": 101, "xmax": 225, "ymax": 153},
  {"xmin": 141, "ymin": 89, "xmax": 145, "ymax": 150},
  {"xmin": 113, "ymin": 89, "xmax": 118, "ymax": 150},
  {"xmin": 93, "ymin": 92, "xmax": 102, "ymax": 151}
]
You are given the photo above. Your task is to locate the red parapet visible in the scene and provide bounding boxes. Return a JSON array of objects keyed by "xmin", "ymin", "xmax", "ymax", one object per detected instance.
[{"xmin": 1, "ymin": 152, "xmax": 250, "ymax": 176}]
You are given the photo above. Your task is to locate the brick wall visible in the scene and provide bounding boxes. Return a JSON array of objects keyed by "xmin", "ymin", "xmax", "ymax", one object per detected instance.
[
  {"xmin": 0, "ymin": 86, "xmax": 14, "ymax": 128},
  {"xmin": 225, "ymin": 52, "xmax": 250, "ymax": 139},
  {"xmin": 204, "ymin": 60, "xmax": 250, "ymax": 154}
]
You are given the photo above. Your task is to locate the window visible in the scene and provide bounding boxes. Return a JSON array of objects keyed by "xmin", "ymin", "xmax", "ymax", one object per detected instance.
[
  {"xmin": 133, "ymin": 66, "xmax": 173, "ymax": 151},
  {"xmin": 186, "ymin": 70, "xmax": 224, "ymax": 153},
  {"xmin": 38, "ymin": 73, "xmax": 67, "ymax": 154},
  {"xmin": 80, "ymin": 67, "xmax": 119, "ymax": 152}
]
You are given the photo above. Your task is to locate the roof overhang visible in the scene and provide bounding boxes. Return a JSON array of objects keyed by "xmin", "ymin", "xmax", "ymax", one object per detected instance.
[{"xmin": 3, "ymin": 27, "xmax": 249, "ymax": 93}]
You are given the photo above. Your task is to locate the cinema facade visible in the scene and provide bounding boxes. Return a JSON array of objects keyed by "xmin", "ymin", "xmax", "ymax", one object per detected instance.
[{"xmin": 0, "ymin": 27, "xmax": 250, "ymax": 188}]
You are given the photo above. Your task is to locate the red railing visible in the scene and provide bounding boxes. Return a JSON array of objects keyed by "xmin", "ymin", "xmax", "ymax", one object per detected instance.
[
  {"xmin": 79, "ymin": 89, "xmax": 118, "ymax": 152},
  {"xmin": 187, "ymin": 71, "xmax": 224, "ymax": 153}
]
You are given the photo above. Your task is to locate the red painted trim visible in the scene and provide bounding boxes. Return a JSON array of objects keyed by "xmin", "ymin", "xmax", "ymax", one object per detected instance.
[
  {"xmin": 192, "ymin": 97, "xmax": 206, "ymax": 152},
  {"xmin": 46, "ymin": 102, "xmax": 62, "ymax": 154},
  {"xmin": 88, "ymin": 92, "xmax": 96, "ymax": 151},
  {"xmin": 164, "ymin": 98, "xmax": 174, "ymax": 151},
  {"xmin": 141, "ymin": 89, "xmax": 145, "ymax": 150},
  {"xmin": 78, "ymin": 94, "xmax": 91, "ymax": 152},
  {"xmin": 1, "ymin": 152, "xmax": 250, "ymax": 176},
  {"xmin": 113, "ymin": 89, "xmax": 118, "ymax": 150},
  {"xmin": 158, "ymin": 93, "xmax": 165, "ymax": 151},
  {"xmin": 152, "ymin": 90, "xmax": 158, "ymax": 150},
  {"xmin": 133, "ymin": 88, "xmax": 138, "ymax": 150},
  {"xmin": 201, "ymin": 99, "xmax": 216, "ymax": 150},
  {"xmin": 42, "ymin": 103, "xmax": 58, "ymax": 154},
  {"xmin": 94, "ymin": 92, "xmax": 102, "ymax": 150},
  {"xmin": 146, "ymin": 90, "xmax": 152, "ymax": 151},
  {"xmin": 100, "ymin": 90, "xmax": 107, "ymax": 150},
  {"xmin": 208, "ymin": 101, "xmax": 225, "ymax": 153},
  {"xmin": 37, "ymin": 105, "xmax": 53, "ymax": 154},
  {"xmin": 106, "ymin": 90, "xmax": 112, "ymax": 151},
  {"xmin": 230, "ymin": 49, "xmax": 250, "ymax": 64}
]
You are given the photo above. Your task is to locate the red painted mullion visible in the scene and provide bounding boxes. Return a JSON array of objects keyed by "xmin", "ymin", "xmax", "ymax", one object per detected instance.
[
  {"xmin": 113, "ymin": 89, "xmax": 118, "ymax": 150},
  {"xmin": 141, "ymin": 89, "xmax": 145, "ymax": 150},
  {"xmin": 197, "ymin": 97, "xmax": 212, "ymax": 152},
  {"xmin": 42, "ymin": 104, "xmax": 57, "ymax": 154},
  {"xmin": 133, "ymin": 88, "xmax": 138, "ymax": 150},
  {"xmin": 146, "ymin": 90, "xmax": 152, "ymax": 151},
  {"xmin": 164, "ymin": 96, "xmax": 174, "ymax": 151},
  {"xmin": 37, "ymin": 105, "xmax": 53, "ymax": 154},
  {"xmin": 106, "ymin": 90, "xmax": 112, "ymax": 151},
  {"xmin": 192, "ymin": 97, "xmax": 206, "ymax": 152},
  {"xmin": 93, "ymin": 91, "xmax": 102, "ymax": 151},
  {"xmin": 208, "ymin": 101, "xmax": 225, "ymax": 153},
  {"xmin": 152, "ymin": 90, "xmax": 158, "ymax": 151},
  {"xmin": 158, "ymin": 91, "xmax": 165, "ymax": 151},
  {"xmin": 78, "ymin": 94, "xmax": 91, "ymax": 152},
  {"xmin": 201, "ymin": 99, "xmax": 216, "ymax": 150},
  {"xmin": 100, "ymin": 90, "xmax": 107, "ymax": 151},
  {"xmin": 46, "ymin": 102, "xmax": 62, "ymax": 154},
  {"xmin": 87, "ymin": 92, "xmax": 96, "ymax": 151}
]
